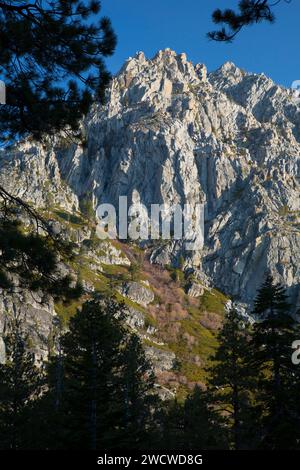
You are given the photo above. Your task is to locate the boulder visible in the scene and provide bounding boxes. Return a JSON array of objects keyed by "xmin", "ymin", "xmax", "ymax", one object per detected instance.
[{"xmin": 118, "ymin": 282, "xmax": 154, "ymax": 307}]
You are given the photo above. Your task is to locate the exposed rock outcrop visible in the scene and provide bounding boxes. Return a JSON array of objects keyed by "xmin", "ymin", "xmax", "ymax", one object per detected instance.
[
  {"xmin": 144, "ymin": 345, "xmax": 176, "ymax": 372},
  {"xmin": 1, "ymin": 49, "xmax": 298, "ymax": 306},
  {"xmin": 186, "ymin": 281, "xmax": 205, "ymax": 298},
  {"xmin": 118, "ymin": 281, "xmax": 154, "ymax": 307}
]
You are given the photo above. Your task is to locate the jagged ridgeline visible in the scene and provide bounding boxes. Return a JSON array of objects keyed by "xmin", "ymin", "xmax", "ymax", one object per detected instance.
[{"xmin": 0, "ymin": 49, "xmax": 299, "ymax": 397}]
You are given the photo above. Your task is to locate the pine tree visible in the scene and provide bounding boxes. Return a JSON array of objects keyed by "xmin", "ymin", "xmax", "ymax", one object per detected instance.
[
  {"xmin": 57, "ymin": 297, "xmax": 126, "ymax": 449},
  {"xmin": 0, "ymin": 316, "xmax": 43, "ymax": 449},
  {"xmin": 42, "ymin": 296, "xmax": 160, "ymax": 450},
  {"xmin": 249, "ymin": 274, "xmax": 299, "ymax": 449},
  {"xmin": 209, "ymin": 1, "xmax": 288, "ymax": 42},
  {"xmin": 183, "ymin": 385, "xmax": 226, "ymax": 450},
  {"xmin": 0, "ymin": 1, "xmax": 116, "ymax": 298},
  {"xmin": 30, "ymin": 323, "xmax": 67, "ymax": 449},
  {"xmin": 0, "ymin": 0, "xmax": 116, "ymax": 142},
  {"xmin": 207, "ymin": 308, "xmax": 255, "ymax": 449},
  {"xmin": 161, "ymin": 399, "xmax": 185, "ymax": 450},
  {"xmin": 117, "ymin": 334, "xmax": 158, "ymax": 449},
  {"xmin": 0, "ymin": 215, "xmax": 83, "ymax": 301}
]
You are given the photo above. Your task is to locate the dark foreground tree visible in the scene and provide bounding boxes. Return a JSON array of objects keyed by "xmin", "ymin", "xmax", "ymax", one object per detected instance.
[
  {"xmin": 161, "ymin": 398, "xmax": 186, "ymax": 450},
  {"xmin": 0, "ymin": 316, "xmax": 43, "ymax": 449},
  {"xmin": 183, "ymin": 385, "xmax": 226, "ymax": 449},
  {"xmin": 207, "ymin": 308, "xmax": 255, "ymax": 449},
  {"xmin": 161, "ymin": 386, "xmax": 224, "ymax": 450},
  {"xmin": 0, "ymin": 0, "xmax": 116, "ymax": 142},
  {"xmin": 0, "ymin": 1, "xmax": 116, "ymax": 297},
  {"xmin": 117, "ymin": 334, "xmax": 159, "ymax": 449},
  {"xmin": 249, "ymin": 275, "xmax": 300, "ymax": 449},
  {"xmin": 209, "ymin": 0, "xmax": 291, "ymax": 42},
  {"xmin": 38, "ymin": 296, "xmax": 158, "ymax": 450},
  {"xmin": 0, "ymin": 214, "xmax": 83, "ymax": 301}
]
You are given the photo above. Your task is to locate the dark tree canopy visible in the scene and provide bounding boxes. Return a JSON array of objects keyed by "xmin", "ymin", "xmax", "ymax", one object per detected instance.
[
  {"xmin": 249, "ymin": 275, "xmax": 300, "ymax": 449},
  {"xmin": 42, "ymin": 297, "xmax": 157, "ymax": 450},
  {"xmin": 0, "ymin": 1, "xmax": 116, "ymax": 300},
  {"xmin": 0, "ymin": 148, "xmax": 85, "ymax": 303},
  {"xmin": 0, "ymin": 316, "xmax": 43, "ymax": 449},
  {"xmin": 207, "ymin": 309, "xmax": 255, "ymax": 449},
  {"xmin": 0, "ymin": 0, "xmax": 116, "ymax": 142},
  {"xmin": 0, "ymin": 196, "xmax": 83, "ymax": 302},
  {"xmin": 209, "ymin": 0, "xmax": 291, "ymax": 42}
]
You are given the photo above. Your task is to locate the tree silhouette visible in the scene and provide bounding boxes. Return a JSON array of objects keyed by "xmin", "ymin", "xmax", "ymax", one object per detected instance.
[
  {"xmin": 117, "ymin": 334, "xmax": 158, "ymax": 449},
  {"xmin": 0, "ymin": 316, "xmax": 44, "ymax": 449},
  {"xmin": 249, "ymin": 274, "xmax": 300, "ymax": 449},
  {"xmin": 41, "ymin": 296, "xmax": 158, "ymax": 450},
  {"xmin": 183, "ymin": 385, "xmax": 226, "ymax": 449},
  {"xmin": 209, "ymin": 0, "xmax": 291, "ymax": 42},
  {"xmin": 207, "ymin": 308, "xmax": 255, "ymax": 449},
  {"xmin": 0, "ymin": 0, "xmax": 116, "ymax": 142},
  {"xmin": 0, "ymin": 1, "xmax": 116, "ymax": 297},
  {"xmin": 0, "ymin": 212, "xmax": 83, "ymax": 302}
]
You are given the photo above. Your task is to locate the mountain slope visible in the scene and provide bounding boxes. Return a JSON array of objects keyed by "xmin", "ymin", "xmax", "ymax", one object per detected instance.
[
  {"xmin": 0, "ymin": 49, "xmax": 299, "ymax": 396},
  {"xmin": 1, "ymin": 48, "xmax": 298, "ymax": 305}
]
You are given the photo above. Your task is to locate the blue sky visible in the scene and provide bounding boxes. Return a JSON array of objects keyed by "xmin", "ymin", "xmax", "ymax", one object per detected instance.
[{"xmin": 101, "ymin": 0, "xmax": 300, "ymax": 88}]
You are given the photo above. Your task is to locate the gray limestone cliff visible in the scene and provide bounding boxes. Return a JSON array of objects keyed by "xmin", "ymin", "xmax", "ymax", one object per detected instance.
[{"xmin": 0, "ymin": 49, "xmax": 299, "ymax": 344}]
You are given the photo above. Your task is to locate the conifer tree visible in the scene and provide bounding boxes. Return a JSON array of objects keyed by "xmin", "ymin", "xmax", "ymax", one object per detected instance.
[
  {"xmin": 57, "ymin": 297, "xmax": 126, "ymax": 449},
  {"xmin": 43, "ymin": 296, "xmax": 159, "ymax": 450},
  {"xmin": 162, "ymin": 387, "xmax": 224, "ymax": 450},
  {"xmin": 117, "ymin": 334, "xmax": 158, "ymax": 449},
  {"xmin": 0, "ymin": 215, "xmax": 83, "ymax": 301},
  {"xmin": 207, "ymin": 308, "xmax": 255, "ymax": 449},
  {"xmin": 0, "ymin": 316, "xmax": 43, "ymax": 449},
  {"xmin": 249, "ymin": 274, "xmax": 299, "ymax": 449},
  {"xmin": 0, "ymin": 1, "xmax": 116, "ymax": 297},
  {"xmin": 161, "ymin": 399, "xmax": 185, "ymax": 450},
  {"xmin": 183, "ymin": 385, "xmax": 226, "ymax": 450},
  {"xmin": 0, "ymin": 0, "xmax": 116, "ymax": 142},
  {"xmin": 209, "ymin": 0, "xmax": 289, "ymax": 42}
]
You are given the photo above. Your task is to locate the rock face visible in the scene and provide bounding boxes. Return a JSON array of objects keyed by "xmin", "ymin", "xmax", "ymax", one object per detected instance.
[
  {"xmin": 186, "ymin": 281, "xmax": 205, "ymax": 298},
  {"xmin": 93, "ymin": 241, "xmax": 131, "ymax": 266},
  {"xmin": 0, "ymin": 49, "xmax": 299, "ymax": 307},
  {"xmin": 144, "ymin": 345, "xmax": 176, "ymax": 372},
  {"xmin": 118, "ymin": 281, "xmax": 154, "ymax": 307},
  {"xmin": 0, "ymin": 289, "xmax": 54, "ymax": 361}
]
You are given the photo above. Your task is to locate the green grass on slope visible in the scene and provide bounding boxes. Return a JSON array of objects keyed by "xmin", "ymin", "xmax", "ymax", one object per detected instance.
[{"xmin": 50, "ymin": 206, "xmax": 229, "ymax": 398}]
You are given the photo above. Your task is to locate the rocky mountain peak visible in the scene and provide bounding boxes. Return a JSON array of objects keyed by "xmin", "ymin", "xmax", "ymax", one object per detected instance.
[
  {"xmin": 0, "ymin": 50, "xmax": 299, "ymax": 308},
  {"xmin": 113, "ymin": 48, "xmax": 207, "ymax": 108}
]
